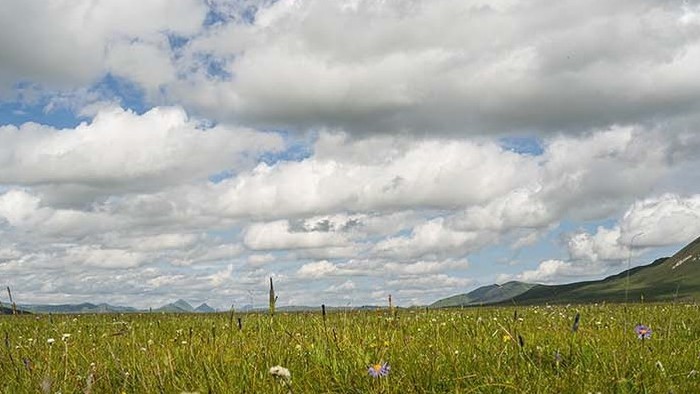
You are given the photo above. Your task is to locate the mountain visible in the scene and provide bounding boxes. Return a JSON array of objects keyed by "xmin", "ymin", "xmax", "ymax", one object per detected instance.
[
  {"xmin": 156, "ymin": 299, "xmax": 195, "ymax": 313},
  {"xmin": 430, "ymin": 281, "xmax": 536, "ymax": 308},
  {"xmin": 1, "ymin": 304, "xmax": 27, "ymax": 314},
  {"xmin": 432, "ymin": 235, "xmax": 700, "ymax": 307},
  {"xmin": 194, "ymin": 303, "xmax": 215, "ymax": 313},
  {"xmin": 20, "ymin": 302, "xmax": 137, "ymax": 314},
  {"xmin": 511, "ymin": 235, "xmax": 700, "ymax": 304}
]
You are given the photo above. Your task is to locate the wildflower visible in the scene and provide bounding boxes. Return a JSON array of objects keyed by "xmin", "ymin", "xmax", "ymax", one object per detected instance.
[
  {"xmin": 62, "ymin": 333, "xmax": 71, "ymax": 341},
  {"xmin": 270, "ymin": 365, "xmax": 291, "ymax": 382},
  {"xmin": 656, "ymin": 360, "xmax": 665, "ymax": 374},
  {"xmin": 47, "ymin": 338, "xmax": 55, "ymax": 344},
  {"xmin": 368, "ymin": 362, "xmax": 390, "ymax": 378},
  {"xmin": 635, "ymin": 324, "xmax": 652, "ymax": 340},
  {"xmin": 554, "ymin": 351, "xmax": 562, "ymax": 366}
]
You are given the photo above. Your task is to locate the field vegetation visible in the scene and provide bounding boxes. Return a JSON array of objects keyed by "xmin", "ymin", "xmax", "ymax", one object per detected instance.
[{"xmin": 1, "ymin": 304, "xmax": 700, "ymax": 393}]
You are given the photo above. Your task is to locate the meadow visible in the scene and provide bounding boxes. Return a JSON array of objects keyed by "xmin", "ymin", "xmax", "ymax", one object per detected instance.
[{"xmin": 1, "ymin": 304, "xmax": 700, "ymax": 393}]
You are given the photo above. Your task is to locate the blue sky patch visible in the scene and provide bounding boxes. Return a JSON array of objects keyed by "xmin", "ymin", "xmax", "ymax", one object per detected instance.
[{"xmin": 499, "ymin": 135, "xmax": 545, "ymax": 156}]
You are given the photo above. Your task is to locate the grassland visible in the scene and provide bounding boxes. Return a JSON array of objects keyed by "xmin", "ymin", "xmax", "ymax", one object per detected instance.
[{"xmin": 2, "ymin": 304, "xmax": 700, "ymax": 393}]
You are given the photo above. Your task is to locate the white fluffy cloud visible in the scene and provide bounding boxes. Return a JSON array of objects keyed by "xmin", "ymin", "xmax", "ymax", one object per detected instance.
[
  {"xmin": 499, "ymin": 259, "xmax": 586, "ymax": 284},
  {"xmin": 244, "ymin": 220, "xmax": 352, "ymax": 250},
  {"xmin": 297, "ymin": 260, "xmax": 340, "ymax": 279},
  {"xmin": 172, "ymin": 0, "xmax": 700, "ymax": 135},
  {"xmin": 0, "ymin": 0, "xmax": 206, "ymax": 94},
  {"xmin": 568, "ymin": 227, "xmax": 630, "ymax": 263},
  {"xmin": 373, "ymin": 218, "xmax": 490, "ymax": 260},
  {"xmin": 0, "ymin": 106, "xmax": 283, "ymax": 194},
  {"xmin": 619, "ymin": 194, "xmax": 700, "ymax": 247},
  {"xmin": 566, "ymin": 193, "xmax": 700, "ymax": 263}
]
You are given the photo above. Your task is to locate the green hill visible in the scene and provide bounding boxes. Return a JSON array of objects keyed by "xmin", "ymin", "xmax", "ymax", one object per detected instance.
[
  {"xmin": 21, "ymin": 302, "xmax": 137, "ymax": 314},
  {"xmin": 1, "ymin": 304, "xmax": 29, "ymax": 314},
  {"xmin": 512, "ymin": 235, "xmax": 700, "ymax": 304},
  {"xmin": 430, "ymin": 281, "xmax": 536, "ymax": 308},
  {"xmin": 432, "ymin": 235, "xmax": 700, "ymax": 307}
]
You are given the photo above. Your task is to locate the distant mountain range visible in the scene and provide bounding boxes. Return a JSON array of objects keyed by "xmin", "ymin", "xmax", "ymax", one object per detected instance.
[
  {"xmin": 154, "ymin": 299, "xmax": 216, "ymax": 313},
  {"xmin": 15, "ymin": 299, "xmax": 218, "ymax": 314},
  {"xmin": 431, "ymin": 235, "xmax": 700, "ymax": 307}
]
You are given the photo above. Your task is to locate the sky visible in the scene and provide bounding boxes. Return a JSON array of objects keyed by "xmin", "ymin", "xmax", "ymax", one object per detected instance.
[{"xmin": 1, "ymin": 0, "xmax": 700, "ymax": 310}]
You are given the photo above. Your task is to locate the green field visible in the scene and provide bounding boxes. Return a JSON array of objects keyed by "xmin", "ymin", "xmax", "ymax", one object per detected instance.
[{"xmin": 2, "ymin": 304, "xmax": 700, "ymax": 393}]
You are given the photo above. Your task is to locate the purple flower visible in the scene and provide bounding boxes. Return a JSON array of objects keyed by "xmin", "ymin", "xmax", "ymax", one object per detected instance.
[
  {"xmin": 368, "ymin": 362, "xmax": 390, "ymax": 378},
  {"xmin": 635, "ymin": 324, "xmax": 652, "ymax": 340}
]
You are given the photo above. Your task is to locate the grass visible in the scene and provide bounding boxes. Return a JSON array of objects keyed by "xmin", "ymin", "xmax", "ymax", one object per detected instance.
[{"xmin": 1, "ymin": 304, "xmax": 700, "ymax": 393}]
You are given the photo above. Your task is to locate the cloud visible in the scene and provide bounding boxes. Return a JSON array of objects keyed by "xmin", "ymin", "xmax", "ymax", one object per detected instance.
[
  {"xmin": 215, "ymin": 132, "xmax": 537, "ymax": 218},
  {"xmin": 386, "ymin": 274, "xmax": 472, "ymax": 290},
  {"xmin": 297, "ymin": 260, "xmax": 339, "ymax": 279},
  {"xmin": 619, "ymin": 194, "xmax": 700, "ymax": 247},
  {"xmin": 0, "ymin": 106, "xmax": 283, "ymax": 198},
  {"xmin": 383, "ymin": 259, "xmax": 469, "ymax": 276},
  {"xmin": 243, "ymin": 220, "xmax": 351, "ymax": 250},
  {"xmin": 568, "ymin": 227, "xmax": 629, "ymax": 263},
  {"xmin": 213, "ymin": 126, "xmax": 678, "ymax": 234},
  {"xmin": 172, "ymin": 0, "xmax": 700, "ymax": 135},
  {"xmin": 564, "ymin": 193, "xmax": 700, "ymax": 263},
  {"xmin": 498, "ymin": 259, "xmax": 586, "ymax": 284},
  {"xmin": 0, "ymin": 0, "xmax": 206, "ymax": 93},
  {"xmin": 373, "ymin": 218, "xmax": 490, "ymax": 260}
]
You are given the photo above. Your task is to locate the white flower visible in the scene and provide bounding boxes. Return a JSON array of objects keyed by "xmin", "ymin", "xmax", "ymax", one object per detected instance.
[
  {"xmin": 656, "ymin": 360, "xmax": 666, "ymax": 374},
  {"xmin": 47, "ymin": 338, "xmax": 55, "ymax": 344},
  {"xmin": 62, "ymin": 333, "xmax": 71, "ymax": 341},
  {"xmin": 269, "ymin": 365, "xmax": 291, "ymax": 383}
]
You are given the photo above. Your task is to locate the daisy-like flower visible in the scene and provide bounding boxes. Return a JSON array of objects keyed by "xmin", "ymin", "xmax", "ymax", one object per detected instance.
[
  {"xmin": 368, "ymin": 362, "xmax": 390, "ymax": 378},
  {"xmin": 269, "ymin": 365, "xmax": 291, "ymax": 384},
  {"xmin": 635, "ymin": 324, "xmax": 652, "ymax": 339},
  {"xmin": 47, "ymin": 338, "xmax": 55, "ymax": 344}
]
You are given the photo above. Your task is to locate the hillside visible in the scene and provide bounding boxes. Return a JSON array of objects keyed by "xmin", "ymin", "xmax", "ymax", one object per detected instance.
[
  {"xmin": 21, "ymin": 302, "xmax": 137, "ymax": 314},
  {"xmin": 430, "ymin": 281, "xmax": 535, "ymax": 308},
  {"xmin": 194, "ymin": 303, "xmax": 215, "ymax": 313},
  {"xmin": 1, "ymin": 305, "xmax": 29, "ymax": 314},
  {"xmin": 155, "ymin": 299, "xmax": 195, "ymax": 313},
  {"xmin": 511, "ymin": 235, "xmax": 700, "ymax": 304},
  {"xmin": 432, "ymin": 235, "xmax": 700, "ymax": 307}
]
